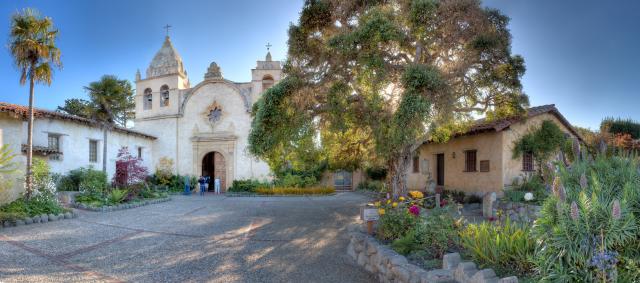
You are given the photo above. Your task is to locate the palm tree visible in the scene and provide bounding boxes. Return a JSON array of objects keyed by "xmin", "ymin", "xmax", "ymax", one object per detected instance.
[
  {"xmin": 9, "ymin": 8, "xmax": 61, "ymax": 197},
  {"xmin": 84, "ymin": 75, "xmax": 134, "ymax": 173}
]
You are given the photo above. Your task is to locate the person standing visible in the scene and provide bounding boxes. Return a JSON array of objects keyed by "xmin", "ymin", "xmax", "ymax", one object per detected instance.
[{"xmin": 214, "ymin": 178, "xmax": 221, "ymax": 194}]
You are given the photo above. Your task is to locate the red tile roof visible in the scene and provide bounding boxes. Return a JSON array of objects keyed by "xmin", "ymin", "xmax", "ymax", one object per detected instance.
[
  {"xmin": 459, "ymin": 104, "xmax": 583, "ymax": 142},
  {"xmin": 0, "ymin": 102, "xmax": 156, "ymax": 140}
]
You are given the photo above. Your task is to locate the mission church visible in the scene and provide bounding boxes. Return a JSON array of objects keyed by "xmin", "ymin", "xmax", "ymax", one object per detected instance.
[
  {"xmin": 0, "ymin": 35, "xmax": 278, "ymax": 197},
  {"xmin": 132, "ymin": 35, "xmax": 279, "ymax": 189}
]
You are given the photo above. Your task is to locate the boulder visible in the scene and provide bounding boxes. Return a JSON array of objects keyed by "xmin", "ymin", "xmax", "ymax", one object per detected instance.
[{"xmin": 443, "ymin": 253, "xmax": 461, "ymax": 270}]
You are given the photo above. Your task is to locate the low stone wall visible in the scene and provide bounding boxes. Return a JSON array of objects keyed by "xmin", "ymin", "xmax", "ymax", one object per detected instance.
[
  {"xmin": 74, "ymin": 197, "xmax": 171, "ymax": 212},
  {"xmin": 347, "ymin": 230, "xmax": 518, "ymax": 283},
  {"xmin": 494, "ymin": 200, "xmax": 541, "ymax": 223},
  {"xmin": 1, "ymin": 210, "xmax": 78, "ymax": 229}
]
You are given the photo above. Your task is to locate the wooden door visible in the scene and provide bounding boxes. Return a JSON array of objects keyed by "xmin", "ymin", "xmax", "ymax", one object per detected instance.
[
  {"xmin": 436, "ymin": 153, "xmax": 445, "ymax": 186},
  {"xmin": 213, "ymin": 152, "xmax": 226, "ymax": 191}
]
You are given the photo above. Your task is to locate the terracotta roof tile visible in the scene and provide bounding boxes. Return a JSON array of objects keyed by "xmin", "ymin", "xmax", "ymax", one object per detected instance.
[
  {"xmin": 0, "ymin": 102, "xmax": 156, "ymax": 140},
  {"xmin": 459, "ymin": 104, "xmax": 583, "ymax": 142}
]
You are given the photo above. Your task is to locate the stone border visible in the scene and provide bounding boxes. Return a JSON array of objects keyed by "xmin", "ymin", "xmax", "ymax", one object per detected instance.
[
  {"xmin": 347, "ymin": 230, "xmax": 518, "ymax": 283},
  {"xmin": 1, "ymin": 210, "xmax": 78, "ymax": 229},
  {"xmin": 73, "ymin": 197, "xmax": 171, "ymax": 212}
]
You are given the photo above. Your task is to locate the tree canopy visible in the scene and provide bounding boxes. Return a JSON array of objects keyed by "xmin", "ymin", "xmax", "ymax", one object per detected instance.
[
  {"xmin": 249, "ymin": 0, "xmax": 528, "ymax": 195},
  {"xmin": 57, "ymin": 75, "xmax": 134, "ymax": 127}
]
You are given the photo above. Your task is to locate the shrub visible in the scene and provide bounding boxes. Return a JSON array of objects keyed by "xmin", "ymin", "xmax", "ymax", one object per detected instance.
[
  {"xmin": 461, "ymin": 219, "xmax": 535, "ymax": 276},
  {"xmin": 533, "ymin": 156, "xmax": 640, "ymax": 282},
  {"xmin": 392, "ymin": 206, "xmax": 461, "ymax": 257},
  {"xmin": 365, "ymin": 166, "xmax": 388, "ymax": 180},
  {"xmin": 112, "ymin": 147, "xmax": 148, "ymax": 188},
  {"xmin": 107, "ymin": 189, "xmax": 128, "ymax": 204},
  {"xmin": 508, "ymin": 174, "xmax": 547, "ymax": 204},
  {"xmin": 155, "ymin": 157, "xmax": 174, "ymax": 186},
  {"xmin": 377, "ymin": 207, "xmax": 417, "ymax": 241},
  {"xmin": 357, "ymin": 180, "xmax": 384, "ymax": 191},
  {"xmin": 0, "ymin": 197, "xmax": 65, "ymax": 218},
  {"xmin": 277, "ymin": 173, "xmax": 317, "ymax": 188},
  {"xmin": 57, "ymin": 167, "xmax": 107, "ymax": 193},
  {"xmin": 254, "ymin": 186, "xmax": 334, "ymax": 195},
  {"xmin": 229, "ymin": 179, "xmax": 271, "ymax": 192}
]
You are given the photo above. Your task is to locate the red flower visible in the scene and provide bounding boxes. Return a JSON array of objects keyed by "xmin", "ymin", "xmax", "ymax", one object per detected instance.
[{"xmin": 408, "ymin": 205, "xmax": 420, "ymax": 216}]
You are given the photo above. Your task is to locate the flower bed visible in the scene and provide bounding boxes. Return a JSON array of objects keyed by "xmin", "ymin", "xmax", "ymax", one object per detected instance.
[
  {"xmin": 347, "ymin": 228, "xmax": 518, "ymax": 283},
  {"xmin": 74, "ymin": 196, "xmax": 170, "ymax": 212}
]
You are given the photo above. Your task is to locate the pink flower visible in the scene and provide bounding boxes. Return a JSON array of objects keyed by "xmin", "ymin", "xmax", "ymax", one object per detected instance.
[{"xmin": 408, "ymin": 205, "xmax": 420, "ymax": 216}]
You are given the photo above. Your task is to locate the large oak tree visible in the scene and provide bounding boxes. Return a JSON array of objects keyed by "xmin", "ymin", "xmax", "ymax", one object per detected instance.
[{"xmin": 249, "ymin": 0, "xmax": 528, "ymax": 196}]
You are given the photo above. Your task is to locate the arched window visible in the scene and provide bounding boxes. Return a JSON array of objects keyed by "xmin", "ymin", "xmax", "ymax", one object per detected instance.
[
  {"xmin": 160, "ymin": 85, "xmax": 170, "ymax": 107},
  {"xmin": 143, "ymin": 88, "xmax": 152, "ymax": 110},
  {"xmin": 262, "ymin": 75, "xmax": 274, "ymax": 91}
]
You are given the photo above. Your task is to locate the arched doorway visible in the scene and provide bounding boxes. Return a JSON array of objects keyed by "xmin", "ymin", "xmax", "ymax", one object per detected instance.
[{"xmin": 201, "ymin": 151, "xmax": 226, "ymax": 192}]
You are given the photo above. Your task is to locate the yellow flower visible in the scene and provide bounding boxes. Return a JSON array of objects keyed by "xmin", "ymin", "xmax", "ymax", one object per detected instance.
[
  {"xmin": 374, "ymin": 201, "xmax": 381, "ymax": 207},
  {"xmin": 392, "ymin": 202, "xmax": 398, "ymax": 208},
  {"xmin": 409, "ymin": 191, "xmax": 424, "ymax": 199},
  {"xmin": 378, "ymin": 208, "xmax": 385, "ymax": 215},
  {"xmin": 399, "ymin": 196, "xmax": 405, "ymax": 201},
  {"xmin": 386, "ymin": 199, "xmax": 391, "ymax": 204}
]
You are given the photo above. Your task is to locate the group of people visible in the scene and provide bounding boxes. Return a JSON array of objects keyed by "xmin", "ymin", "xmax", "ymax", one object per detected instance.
[{"xmin": 197, "ymin": 176, "xmax": 222, "ymax": 195}]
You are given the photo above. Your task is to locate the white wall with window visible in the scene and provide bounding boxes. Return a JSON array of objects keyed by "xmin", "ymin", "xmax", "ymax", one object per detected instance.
[{"xmin": 5, "ymin": 115, "xmax": 156, "ymax": 180}]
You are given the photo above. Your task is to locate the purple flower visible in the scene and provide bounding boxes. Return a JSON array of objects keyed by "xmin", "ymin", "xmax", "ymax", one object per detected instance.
[{"xmin": 408, "ymin": 205, "xmax": 420, "ymax": 216}]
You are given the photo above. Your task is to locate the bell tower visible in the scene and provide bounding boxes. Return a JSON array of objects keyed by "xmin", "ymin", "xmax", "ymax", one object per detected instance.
[
  {"xmin": 251, "ymin": 43, "xmax": 282, "ymax": 103},
  {"xmin": 135, "ymin": 34, "xmax": 190, "ymax": 120}
]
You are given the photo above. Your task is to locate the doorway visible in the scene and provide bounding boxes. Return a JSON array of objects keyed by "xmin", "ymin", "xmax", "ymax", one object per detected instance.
[
  {"xmin": 202, "ymin": 151, "xmax": 226, "ymax": 192},
  {"xmin": 436, "ymin": 153, "xmax": 445, "ymax": 187}
]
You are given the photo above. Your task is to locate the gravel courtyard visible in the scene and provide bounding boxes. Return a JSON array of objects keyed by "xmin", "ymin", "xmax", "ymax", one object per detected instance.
[{"xmin": 0, "ymin": 192, "xmax": 375, "ymax": 283}]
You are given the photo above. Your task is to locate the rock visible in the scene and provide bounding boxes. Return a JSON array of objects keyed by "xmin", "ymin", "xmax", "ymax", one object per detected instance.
[
  {"xmin": 499, "ymin": 276, "xmax": 519, "ymax": 283},
  {"xmin": 389, "ymin": 255, "xmax": 408, "ymax": 267},
  {"xmin": 425, "ymin": 269, "xmax": 454, "ymax": 283},
  {"xmin": 366, "ymin": 239, "xmax": 378, "ymax": 255},
  {"xmin": 40, "ymin": 214, "xmax": 49, "ymax": 222},
  {"xmin": 32, "ymin": 216, "xmax": 41, "ymax": 223},
  {"xmin": 24, "ymin": 217, "xmax": 33, "ymax": 225},
  {"xmin": 471, "ymin": 269, "xmax": 498, "ymax": 282},
  {"xmin": 454, "ymin": 262, "xmax": 477, "ymax": 282},
  {"xmin": 392, "ymin": 266, "xmax": 411, "ymax": 283},
  {"xmin": 64, "ymin": 212, "xmax": 72, "ymax": 219},
  {"xmin": 347, "ymin": 243, "xmax": 357, "ymax": 260},
  {"xmin": 356, "ymin": 253, "xmax": 367, "ymax": 266},
  {"xmin": 48, "ymin": 214, "xmax": 57, "ymax": 221},
  {"xmin": 15, "ymin": 220, "xmax": 25, "ymax": 226},
  {"xmin": 483, "ymin": 192, "xmax": 496, "ymax": 218},
  {"xmin": 443, "ymin": 253, "xmax": 461, "ymax": 270},
  {"xmin": 3, "ymin": 221, "xmax": 11, "ymax": 227}
]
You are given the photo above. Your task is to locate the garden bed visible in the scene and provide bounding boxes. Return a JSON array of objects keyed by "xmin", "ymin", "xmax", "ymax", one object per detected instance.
[
  {"xmin": 1, "ymin": 210, "xmax": 77, "ymax": 229},
  {"xmin": 347, "ymin": 228, "xmax": 517, "ymax": 283},
  {"xmin": 73, "ymin": 196, "xmax": 171, "ymax": 212}
]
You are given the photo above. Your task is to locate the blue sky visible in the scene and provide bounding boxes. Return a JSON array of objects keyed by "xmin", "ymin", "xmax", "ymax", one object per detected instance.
[{"xmin": 0, "ymin": 1, "xmax": 638, "ymax": 130}]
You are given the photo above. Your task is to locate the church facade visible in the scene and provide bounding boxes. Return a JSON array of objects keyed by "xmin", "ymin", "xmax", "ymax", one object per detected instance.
[{"xmin": 132, "ymin": 36, "xmax": 279, "ymax": 190}]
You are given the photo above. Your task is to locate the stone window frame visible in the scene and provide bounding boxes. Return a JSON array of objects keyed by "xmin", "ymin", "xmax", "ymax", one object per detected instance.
[
  {"xmin": 262, "ymin": 74, "xmax": 274, "ymax": 91},
  {"xmin": 48, "ymin": 133, "xmax": 62, "ymax": 161}
]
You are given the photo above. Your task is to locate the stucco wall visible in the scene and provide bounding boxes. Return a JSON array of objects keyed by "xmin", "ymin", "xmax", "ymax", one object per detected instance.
[
  {"xmin": 0, "ymin": 113, "xmax": 154, "ymax": 204},
  {"xmin": 501, "ymin": 113, "xmax": 579, "ymax": 186},
  {"xmin": 411, "ymin": 132, "xmax": 504, "ymax": 194}
]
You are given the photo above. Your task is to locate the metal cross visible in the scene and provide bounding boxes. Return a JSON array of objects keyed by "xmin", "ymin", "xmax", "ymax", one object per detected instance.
[
  {"xmin": 164, "ymin": 24, "xmax": 172, "ymax": 37},
  {"xmin": 265, "ymin": 42, "xmax": 272, "ymax": 51}
]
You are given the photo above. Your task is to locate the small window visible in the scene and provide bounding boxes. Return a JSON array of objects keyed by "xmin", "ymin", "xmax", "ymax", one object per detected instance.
[
  {"xmin": 137, "ymin": 147, "xmax": 143, "ymax": 159},
  {"xmin": 523, "ymin": 152, "xmax": 534, "ymax": 171},
  {"xmin": 160, "ymin": 85, "xmax": 169, "ymax": 107},
  {"xmin": 480, "ymin": 160, "xmax": 490, "ymax": 172},
  {"xmin": 464, "ymin": 150, "xmax": 477, "ymax": 172},
  {"xmin": 89, "ymin": 140, "xmax": 98, "ymax": 163},
  {"xmin": 262, "ymin": 74, "xmax": 274, "ymax": 91},
  {"xmin": 412, "ymin": 156, "xmax": 420, "ymax": 173},
  {"xmin": 48, "ymin": 134, "xmax": 60, "ymax": 151},
  {"xmin": 143, "ymin": 88, "xmax": 153, "ymax": 110}
]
